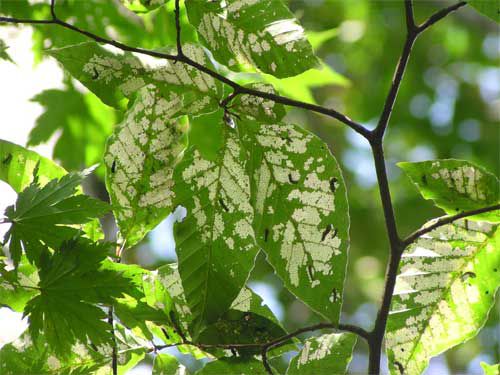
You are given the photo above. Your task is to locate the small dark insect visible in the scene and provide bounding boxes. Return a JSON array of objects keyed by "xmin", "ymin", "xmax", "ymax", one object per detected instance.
[
  {"xmin": 91, "ymin": 67, "xmax": 99, "ymax": 80},
  {"xmin": 321, "ymin": 224, "xmax": 333, "ymax": 241},
  {"xmin": 161, "ymin": 328, "xmax": 170, "ymax": 340},
  {"xmin": 394, "ymin": 361, "xmax": 404, "ymax": 374},
  {"xmin": 460, "ymin": 271, "xmax": 476, "ymax": 282},
  {"xmin": 307, "ymin": 264, "xmax": 315, "ymax": 280},
  {"xmin": 111, "ymin": 159, "xmax": 117, "ymax": 173},
  {"xmin": 330, "ymin": 177, "xmax": 338, "ymax": 193},
  {"xmin": 464, "ymin": 219, "xmax": 469, "ymax": 230},
  {"xmin": 288, "ymin": 173, "xmax": 299, "ymax": 184},
  {"xmin": 2, "ymin": 153, "xmax": 12, "ymax": 165},
  {"xmin": 331, "ymin": 288, "xmax": 339, "ymax": 303},
  {"xmin": 264, "ymin": 228, "xmax": 270, "ymax": 242},
  {"xmin": 219, "ymin": 198, "xmax": 229, "ymax": 212},
  {"xmin": 421, "ymin": 174, "xmax": 427, "ymax": 185}
]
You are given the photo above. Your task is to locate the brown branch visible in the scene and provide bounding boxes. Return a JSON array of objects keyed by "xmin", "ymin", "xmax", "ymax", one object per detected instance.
[
  {"xmin": 403, "ymin": 204, "xmax": 500, "ymax": 247},
  {"xmin": 107, "ymin": 306, "xmax": 118, "ymax": 375},
  {"xmin": 0, "ymin": 5, "xmax": 370, "ymax": 139},
  {"xmin": 174, "ymin": 0, "xmax": 183, "ymax": 57},
  {"xmin": 417, "ymin": 1, "xmax": 468, "ymax": 33}
]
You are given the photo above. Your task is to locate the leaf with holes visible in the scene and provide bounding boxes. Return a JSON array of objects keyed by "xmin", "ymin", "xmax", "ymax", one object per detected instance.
[
  {"xmin": 185, "ymin": 0, "xmax": 319, "ymax": 78},
  {"xmin": 239, "ymin": 120, "xmax": 349, "ymax": 323},
  {"xmin": 173, "ymin": 120, "xmax": 259, "ymax": 334},
  {"xmin": 399, "ymin": 160, "xmax": 499, "ymax": 223},
  {"xmin": 230, "ymin": 83, "xmax": 287, "ymax": 123},
  {"xmin": 386, "ymin": 219, "xmax": 499, "ymax": 375},
  {"xmin": 287, "ymin": 333, "xmax": 356, "ymax": 375},
  {"xmin": 48, "ymin": 41, "xmax": 221, "ymax": 110},
  {"xmin": 103, "ymin": 85, "xmax": 188, "ymax": 245}
]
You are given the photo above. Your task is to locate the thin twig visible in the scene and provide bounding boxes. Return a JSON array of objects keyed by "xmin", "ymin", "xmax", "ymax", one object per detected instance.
[
  {"xmin": 107, "ymin": 306, "xmax": 118, "ymax": 375},
  {"xmin": 261, "ymin": 347, "xmax": 274, "ymax": 375},
  {"xmin": 0, "ymin": 7, "xmax": 370, "ymax": 138},
  {"xmin": 403, "ymin": 204, "xmax": 500, "ymax": 247},
  {"xmin": 417, "ymin": 1, "xmax": 468, "ymax": 33},
  {"xmin": 174, "ymin": 0, "xmax": 183, "ymax": 57}
]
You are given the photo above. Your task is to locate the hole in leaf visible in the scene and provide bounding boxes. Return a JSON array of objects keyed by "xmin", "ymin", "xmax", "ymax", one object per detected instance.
[
  {"xmin": 460, "ymin": 272, "xmax": 476, "ymax": 282},
  {"xmin": 330, "ymin": 177, "xmax": 338, "ymax": 193},
  {"xmin": 288, "ymin": 173, "xmax": 299, "ymax": 184}
]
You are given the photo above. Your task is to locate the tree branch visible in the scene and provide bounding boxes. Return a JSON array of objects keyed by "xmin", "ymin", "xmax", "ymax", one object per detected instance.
[
  {"xmin": 417, "ymin": 1, "xmax": 468, "ymax": 33},
  {"xmin": 0, "ymin": 6, "xmax": 370, "ymax": 139},
  {"xmin": 403, "ymin": 204, "xmax": 500, "ymax": 247},
  {"xmin": 174, "ymin": 0, "xmax": 183, "ymax": 57},
  {"xmin": 107, "ymin": 306, "xmax": 118, "ymax": 375}
]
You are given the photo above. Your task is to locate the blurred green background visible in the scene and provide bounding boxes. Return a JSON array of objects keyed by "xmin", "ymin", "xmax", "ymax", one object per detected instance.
[{"xmin": 0, "ymin": 0, "xmax": 498, "ymax": 373}]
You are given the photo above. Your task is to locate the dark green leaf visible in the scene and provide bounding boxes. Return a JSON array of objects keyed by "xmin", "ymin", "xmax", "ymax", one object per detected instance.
[
  {"xmin": 469, "ymin": 1, "xmax": 500, "ymax": 23},
  {"xmin": 0, "ymin": 256, "xmax": 38, "ymax": 312},
  {"xmin": 197, "ymin": 357, "xmax": 268, "ymax": 375}
]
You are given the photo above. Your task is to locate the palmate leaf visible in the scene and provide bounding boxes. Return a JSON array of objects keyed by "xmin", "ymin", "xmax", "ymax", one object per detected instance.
[
  {"xmin": 386, "ymin": 219, "xmax": 499, "ymax": 375},
  {"xmin": 238, "ymin": 120, "xmax": 349, "ymax": 323},
  {"xmin": 0, "ymin": 139, "xmax": 66, "ymax": 192},
  {"xmin": 0, "ymin": 325, "xmax": 147, "ymax": 375},
  {"xmin": 0, "ymin": 38, "xmax": 14, "ymax": 63},
  {"xmin": 287, "ymin": 333, "xmax": 356, "ymax": 375},
  {"xmin": 399, "ymin": 160, "xmax": 499, "ymax": 223},
  {"xmin": 23, "ymin": 238, "xmax": 144, "ymax": 357},
  {"xmin": 153, "ymin": 353, "xmax": 190, "ymax": 375},
  {"xmin": 3, "ymin": 169, "xmax": 110, "ymax": 267},
  {"xmin": 185, "ymin": 0, "xmax": 319, "ymax": 78},
  {"xmin": 481, "ymin": 362, "xmax": 500, "ymax": 375},
  {"xmin": 173, "ymin": 121, "xmax": 259, "ymax": 334}
]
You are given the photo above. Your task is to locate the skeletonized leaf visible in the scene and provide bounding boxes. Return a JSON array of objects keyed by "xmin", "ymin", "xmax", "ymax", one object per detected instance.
[
  {"xmin": 153, "ymin": 353, "xmax": 190, "ymax": 375},
  {"xmin": 231, "ymin": 83, "xmax": 287, "ymax": 123},
  {"xmin": 469, "ymin": 1, "xmax": 499, "ymax": 23},
  {"xmin": 386, "ymin": 219, "xmax": 499, "ymax": 375},
  {"xmin": 0, "ymin": 139, "xmax": 66, "ymax": 193},
  {"xmin": 173, "ymin": 122, "xmax": 258, "ymax": 334},
  {"xmin": 197, "ymin": 358, "xmax": 268, "ymax": 375},
  {"xmin": 185, "ymin": 0, "xmax": 319, "ymax": 78},
  {"xmin": 239, "ymin": 120, "xmax": 349, "ymax": 323},
  {"xmin": 399, "ymin": 160, "xmax": 499, "ymax": 223},
  {"xmin": 104, "ymin": 85, "xmax": 187, "ymax": 245},
  {"xmin": 48, "ymin": 41, "xmax": 221, "ymax": 110},
  {"xmin": 287, "ymin": 333, "xmax": 356, "ymax": 375}
]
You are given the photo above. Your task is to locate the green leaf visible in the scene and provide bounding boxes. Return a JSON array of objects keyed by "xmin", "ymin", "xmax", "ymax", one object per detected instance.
[
  {"xmin": 0, "ymin": 256, "xmax": 39, "ymax": 311},
  {"xmin": 153, "ymin": 353, "xmax": 190, "ymax": 375},
  {"xmin": 399, "ymin": 160, "xmax": 500, "ymax": 223},
  {"xmin": 173, "ymin": 119, "xmax": 259, "ymax": 334},
  {"xmin": 28, "ymin": 88, "xmax": 115, "ymax": 172},
  {"xmin": 287, "ymin": 333, "xmax": 356, "ymax": 375},
  {"xmin": 0, "ymin": 326, "xmax": 147, "ymax": 375},
  {"xmin": 386, "ymin": 220, "xmax": 499, "ymax": 375},
  {"xmin": 0, "ymin": 38, "xmax": 14, "ymax": 63},
  {"xmin": 0, "ymin": 139, "xmax": 66, "ymax": 193},
  {"xmin": 197, "ymin": 358, "xmax": 268, "ymax": 375},
  {"xmin": 239, "ymin": 120, "xmax": 350, "ymax": 323},
  {"xmin": 103, "ymin": 85, "xmax": 187, "ymax": 246},
  {"xmin": 23, "ymin": 238, "xmax": 142, "ymax": 357},
  {"xmin": 3, "ymin": 169, "xmax": 110, "ymax": 266},
  {"xmin": 120, "ymin": 0, "xmax": 168, "ymax": 13},
  {"xmin": 469, "ymin": 1, "xmax": 499, "ymax": 23},
  {"xmin": 48, "ymin": 41, "xmax": 221, "ymax": 110},
  {"xmin": 185, "ymin": 0, "xmax": 319, "ymax": 78},
  {"xmin": 481, "ymin": 362, "xmax": 500, "ymax": 375}
]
